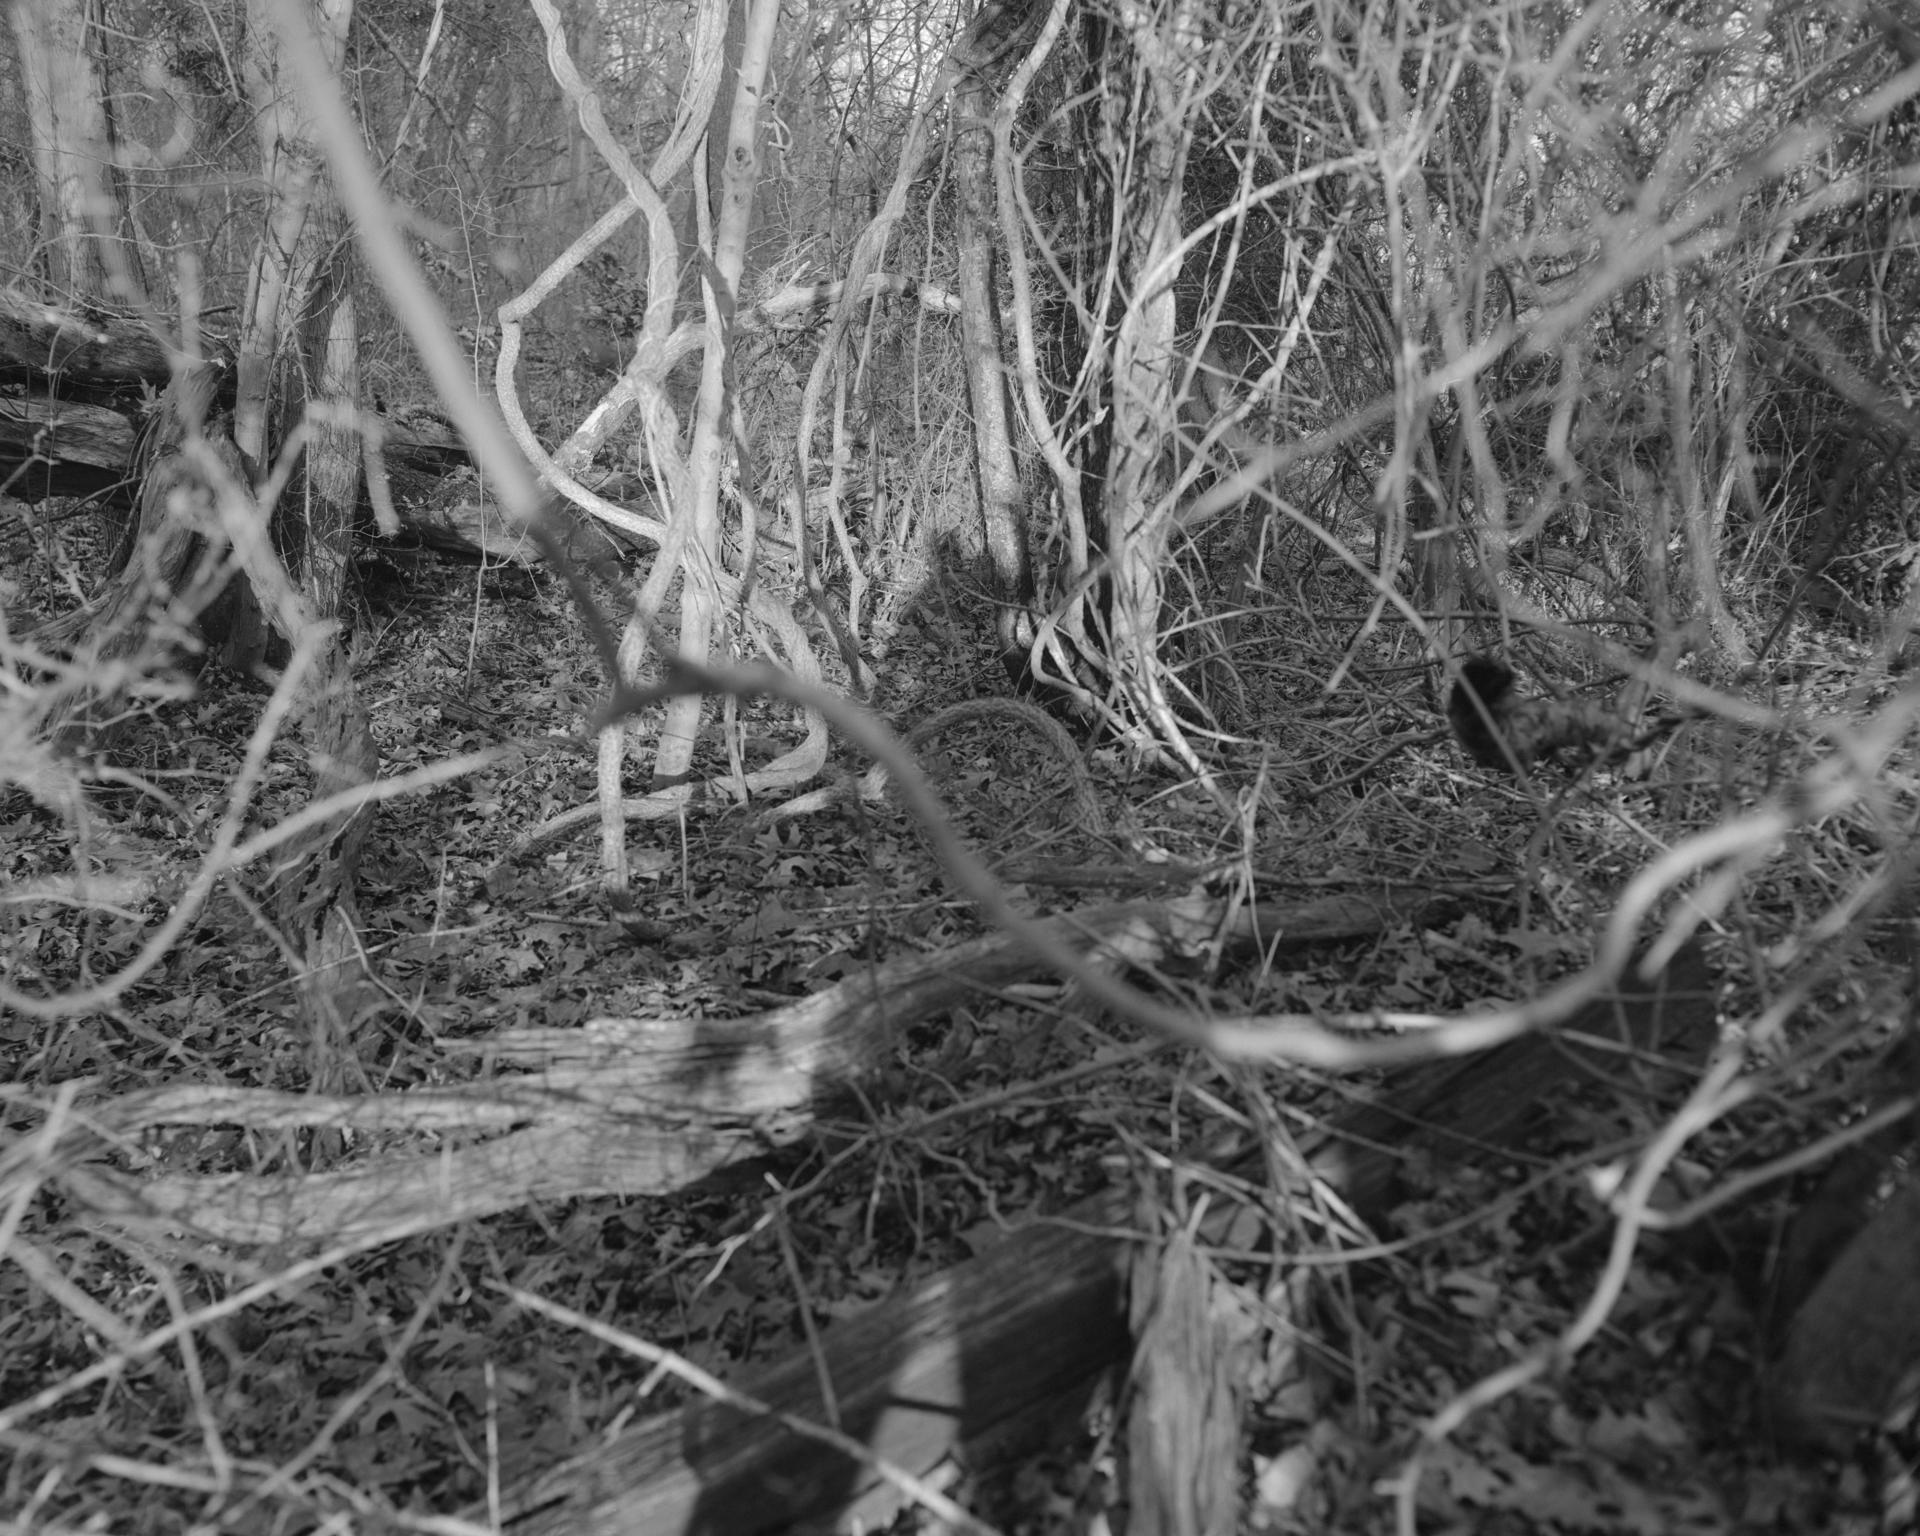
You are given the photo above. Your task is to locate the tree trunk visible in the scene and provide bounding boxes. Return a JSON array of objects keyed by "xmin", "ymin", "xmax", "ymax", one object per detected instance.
[
  {"xmin": 953, "ymin": 67, "xmax": 1034, "ymax": 663},
  {"xmin": 225, "ymin": 0, "xmax": 356, "ymax": 672},
  {"xmin": 1080, "ymin": 0, "xmax": 1206, "ymax": 764},
  {"xmin": 44, "ymin": 365, "xmax": 237, "ymax": 752},
  {"xmin": 634, "ymin": 0, "xmax": 780, "ymax": 791},
  {"xmin": 10, "ymin": 0, "xmax": 134, "ymax": 302},
  {"xmin": 239, "ymin": 0, "xmax": 380, "ymax": 1122}
]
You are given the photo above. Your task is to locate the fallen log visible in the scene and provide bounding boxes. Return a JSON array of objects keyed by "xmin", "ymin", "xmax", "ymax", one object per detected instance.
[
  {"xmin": 0, "ymin": 289, "xmax": 173, "ymax": 387},
  {"xmin": 0, "ymin": 391, "xmax": 137, "ymax": 502},
  {"xmin": 63, "ymin": 890, "xmax": 1453, "ymax": 1248}
]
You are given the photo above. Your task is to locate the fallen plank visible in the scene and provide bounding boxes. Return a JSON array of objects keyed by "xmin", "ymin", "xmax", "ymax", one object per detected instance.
[{"xmin": 503, "ymin": 1218, "xmax": 1127, "ymax": 1535}]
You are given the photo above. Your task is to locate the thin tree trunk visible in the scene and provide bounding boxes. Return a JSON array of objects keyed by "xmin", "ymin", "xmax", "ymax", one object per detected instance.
[
  {"xmin": 242, "ymin": 0, "xmax": 378, "ymax": 1123},
  {"xmin": 645, "ymin": 0, "xmax": 781, "ymax": 791},
  {"xmin": 954, "ymin": 67, "xmax": 1033, "ymax": 661},
  {"xmin": 1091, "ymin": 0, "xmax": 1205, "ymax": 765},
  {"xmin": 1668, "ymin": 269, "xmax": 1750, "ymax": 666}
]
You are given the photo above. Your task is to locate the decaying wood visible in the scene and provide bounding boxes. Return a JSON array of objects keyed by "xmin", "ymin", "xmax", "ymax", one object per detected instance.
[
  {"xmin": 62, "ymin": 890, "xmax": 1452, "ymax": 1248},
  {"xmin": 0, "ymin": 290, "xmax": 637, "ymax": 587},
  {"xmin": 52, "ymin": 886, "xmax": 1720, "ymax": 1535},
  {"xmin": 0, "ymin": 391, "xmax": 137, "ymax": 502},
  {"xmin": 1128, "ymin": 1225, "xmax": 1251, "ymax": 1536},
  {"xmin": 491, "ymin": 941, "xmax": 1719, "ymax": 1536},
  {"xmin": 0, "ymin": 288, "xmax": 173, "ymax": 386},
  {"xmin": 48, "ymin": 872, "xmax": 1717, "ymax": 1536},
  {"xmin": 503, "ymin": 1218, "xmax": 1128, "ymax": 1536}
]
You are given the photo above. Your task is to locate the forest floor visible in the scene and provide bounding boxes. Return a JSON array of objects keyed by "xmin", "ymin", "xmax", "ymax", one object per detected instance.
[{"xmin": 1, "ymin": 506, "xmax": 1911, "ymax": 1534}]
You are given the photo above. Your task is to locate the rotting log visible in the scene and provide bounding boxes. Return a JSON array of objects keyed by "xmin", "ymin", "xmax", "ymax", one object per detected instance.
[
  {"xmin": 64, "ymin": 890, "xmax": 1457, "ymax": 1248},
  {"xmin": 0, "ymin": 289, "xmax": 174, "ymax": 387},
  {"xmin": 492, "ymin": 941, "xmax": 1718, "ymax": 1536},
  {"xmin": 0, "ymin": 289, "xmax": 194, "ymax": 505},
  {"xmin": 0, "ymin": 288, "xmax": 637, "ymax": 583},
  {"xmin": 0, "ymin": 391, "xmax": 137, "ymax": 502}
]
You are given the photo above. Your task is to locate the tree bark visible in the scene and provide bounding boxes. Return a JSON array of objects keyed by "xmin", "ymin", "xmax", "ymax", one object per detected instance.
[
  {"xmin": 642, "ymin": 0, "xmax": 781, "ymax": 795},
  {"xmin": 40, "ymin": 364, "xmax": 236, "ymax": 751},
  {"xmin": 9, "ymin": 0, "xmax": 132, "ymax": 302},
  {"xmin": 953, "ymin": 65, "xmax": 1034, "ymax": 661},
  {"xmin": 238, "ymin": 0, "xmax": 379, "ymax": 1120},
  {"xmin": 1084, "ymin": 0, "xmax": 1206, "ymax": 763}
]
